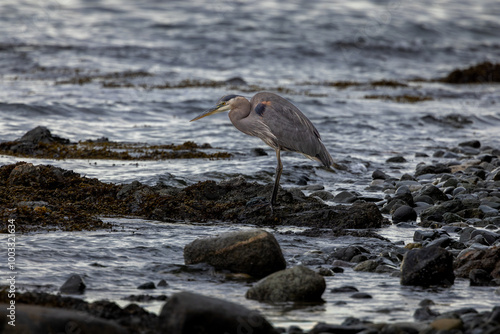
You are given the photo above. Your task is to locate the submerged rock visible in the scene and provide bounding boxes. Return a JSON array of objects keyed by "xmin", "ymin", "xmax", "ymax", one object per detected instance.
[
  {"xmin": 440, "ymin": 61, "xmax": 500, "ymax": 84},
  {"xmin": 400, "ymin": 246, "xmax": 455, "ymax": 286},
  {"xmin": 159, "ymin": 291, "xmax": 278, "ymax": 334},
  {"xmin": 184, "ymin": 229, "xmax": 286, "ymax": 278},
  {"xmin": 245, "ymin": 265, "xmax": 326, "ymax": 302}
]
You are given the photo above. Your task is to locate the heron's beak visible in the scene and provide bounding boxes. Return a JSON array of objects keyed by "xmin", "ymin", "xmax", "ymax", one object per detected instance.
[{"xmin": 190, "ymin": 103, "xmax": 229, "ymax": 122}]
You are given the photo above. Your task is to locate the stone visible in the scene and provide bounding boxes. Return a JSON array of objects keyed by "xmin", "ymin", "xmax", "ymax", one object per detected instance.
[
  {"xmin": 0, "ymin": 304, "xmax": 127, "ymax": 334},
  {"xmin": 400, "ymin": 246, "xmax": 455, "ymax": 286},
  {"xmin": 159, "ymin": 291, "xmax": 278, "ymax": 334},
  {"xmin": 392, "ymin": 205, "xmax": 417, "ymax": 223},
  {"xmin": 333, "ymin": 190, "xmax": 358, "ymax": 203},
  {"xmin": 350, "ymin": 292, "xmax": 372, "ymax": 299},
  {"xmin": 245, "ymin": 265, "xmax": 325, "ymax": 302},
  {"xmin": 331, "ymin": 286, "xmax": 359, "ymax": 293},
  {"xmin": 386, "ymin": 156, "xmax": 407, "ymax": 163},
  {"xmin": 308, "ymin": 323, "xmax": 369, "ymax": 334},
  {"xmin": 455, "ymin": 246, "xmax": 500, "ymax": 279},
  {"xmin": 60, "ymin": 274, "xmax": 86, "ymax": 294},
  {"xmin": 459, "ymin": 140, "xmax": 481, "ymax": 149},
  {"xmin": 372, "ymin": 169, "xmax": 390, "ymax": 180},
  {"xmin": 137, "ymin": 282, "xmax": 156, "ymax": 289},
  {"xmin": 414, "ymin": 306, "xmax": 440, "ymax": 321},
  {"xmin": 418, "ymin": 184, "xmax": 449, "ymax": 203},
  {"xmin": 310, "ymin": 190, "xmax": 334, "ymax": 201},
  {"xmin": 420, "ymin": 199, "xmax": 464, "ymax": 224},
  {"xmin": 184, "ymin": 229, "xmax": 286, "ymax": 278},
  {"xmin": 469, "ymin": 269, "xmax": 492, "ymax": 286},
  {"xmin": 329, "ymin": 245, "xmax": 368, "ymax": 262},
  {"xmin": 415, "ymin": 163, "xmax": 451, "ymax": 177}
]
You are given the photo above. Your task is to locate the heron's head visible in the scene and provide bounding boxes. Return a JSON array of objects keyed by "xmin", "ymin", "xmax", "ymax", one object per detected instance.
[{"xmin": 190, "ymin": 94, "xmax": 243, "ymax": 122}]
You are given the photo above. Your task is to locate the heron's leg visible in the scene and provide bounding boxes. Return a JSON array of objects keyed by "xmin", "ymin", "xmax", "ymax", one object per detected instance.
[{"xmin": 271, "ymin": 148, "xmax": 283, "ymax": 206}]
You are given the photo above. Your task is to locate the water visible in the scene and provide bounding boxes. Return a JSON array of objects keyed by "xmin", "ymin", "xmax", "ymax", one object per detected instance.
[{"xmin": 2, "ymin": 0, "xmax": 500, "ymax": 329}]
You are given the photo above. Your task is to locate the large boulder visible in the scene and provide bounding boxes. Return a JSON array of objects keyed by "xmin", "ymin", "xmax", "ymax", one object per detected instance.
[
  {"xmin": 455, "ymin": 246, "xmax": 500, "ymax": 281},
  {"xmin": 158, "ymin": 291, "xmax": 278, "ymax": 334},
  {"xmin": 0, "ymin": 304, "xmax": 127, "ymax": 334},
  {"xmin": 245, "ymin": 265, "xmax": 325, "ymax": 302},
  {"xmin": 400, "ymin": 246, "xmax": 455, "ymax": 286},
  {"xmin": 184, "ymin": 229, "xmax": 286, "ymax": 278}
]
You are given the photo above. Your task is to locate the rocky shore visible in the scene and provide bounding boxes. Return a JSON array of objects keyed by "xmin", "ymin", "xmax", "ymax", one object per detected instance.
[{"xmin": 2, "ymin": 127, "xmax": 500, "ymax": 333}]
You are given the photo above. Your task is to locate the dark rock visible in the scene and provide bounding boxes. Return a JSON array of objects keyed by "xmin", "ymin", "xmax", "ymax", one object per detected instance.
[
  {"xmin": 310, "ymin": 190, "xmax": 335, "ymax": 201},
  {"xmin": 455, "ymin": 246, "xmax": 500, "ymax": 279},
  {"xmin": 392, "ymin": 205, "xmax": 417, "ymax": 223},
  {"xmin": 308, "ymin": 323, "xmax": 369, "ymax": 334},
  {"xmin": 333, "ymin": 190, "xmax": 358, "ymax": 203},
  {"xmin": 137, "ymin": 282, "xmax": 156, "ymax": 289},
  {"xmin": 158, "ymin": 279, "xmax": 168, "ymax": 287},
  {"xmin": 245, "ymin": 265, "xmax": 325, "ymax": 302},
  {"xmin": 418, "ymin": 184, "xmax": 449, "ymax": 203},
  {"xmin": 400, "ymin": 246, "xmax": 455, "ymax": 286},
  {"xmin": 413, "ymin": 195, "xmax": 434, "ymax": 205},
  {"xmin": 470, "ymin": 268, "xmax": 492, "ymax": 286},
  {"xmin": 372, "ymin": 169, "xmax": 390, "ymax": 180},
  {"xmin": 386, "ymin": 156, "xmax": 407, "ymax": 163},
  {"xmin": 350, "ymin": 292, "xmax": 372, "ymax": 299},
  {"xmin": 413, "ymin": 230, "xmax": 440, "ymax": 242},
  {"xmin": 159, "ymin": 291, "xmax": 278, "ymax": 334},
  {"xmin": 329, "ymin": 245, "xmax": 368, "ymax": 262},
  {"xmin": 415, "ymin": 163, "xmax": 451, "ymax": 177},
  {"xmin": 420, "ymin": 199, "xmax": 464, "ymax": 224},
  {"xmin": 331, "ymin": 286, "xmax": 359, "ymax": 293},
  {"xmin": 0, "ymin": 303, "xmax": 127, "ymax": 334},
  {"xmin": 60, "ymin": 274, "xmax": 86, "ymax": 294},
  {"xmin": 427, "ymin": 236, "xmax": 452, "ymax": 248},
  {"xmin": 184, "ymin": 229, "xmax": 286, "ymax": 278},
  {"xmin": 459, "ymin": 227, "xmax": 500, "ymax": 245}
]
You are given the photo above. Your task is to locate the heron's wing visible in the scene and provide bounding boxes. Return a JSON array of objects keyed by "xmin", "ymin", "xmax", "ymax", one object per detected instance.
[{"xmin": 250, "ymin": 93, "xmax": 333, "ymax": 166}]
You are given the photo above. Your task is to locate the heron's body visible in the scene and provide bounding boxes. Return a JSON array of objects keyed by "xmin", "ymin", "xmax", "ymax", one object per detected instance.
[{"xmin": 191, "ymin": 92, "xmax": 333, "ymax": 206}]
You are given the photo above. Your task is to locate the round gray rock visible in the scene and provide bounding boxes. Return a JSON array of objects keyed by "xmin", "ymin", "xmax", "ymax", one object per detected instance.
[
  {"xmin": 400, "ymin": 246, "xmax": 455, "ymax": 286},
  {"xmin": 246, "ymin": 265, "xmax": 325, "ymax": 302},
  {"xmin": 184, "ymin": 229, "xmax": 286, "ymax": 278}
]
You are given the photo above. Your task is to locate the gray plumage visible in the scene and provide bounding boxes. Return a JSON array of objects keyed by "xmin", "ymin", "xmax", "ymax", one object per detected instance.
[{"xmin": 190, "ymin": 92, "xmax": 334, "ymax": 206}]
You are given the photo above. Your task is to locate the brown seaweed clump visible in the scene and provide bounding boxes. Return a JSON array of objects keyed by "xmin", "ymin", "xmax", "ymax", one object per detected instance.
[
  {"xmin": 440, "ymin": 61, "xmax": 500, "ymax": 84},
  {"xmin": 0, "ymin": 126, "xmax": 231, "ymax": 161},
  {"xmin": 0, "ymin": 161, "xmax": 387, "ymax": 233}
]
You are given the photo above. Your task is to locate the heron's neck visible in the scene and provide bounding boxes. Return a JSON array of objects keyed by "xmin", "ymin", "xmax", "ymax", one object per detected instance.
[{"xmin": 228, "ymin": 100, "xmax": 252, "ymax": 134}]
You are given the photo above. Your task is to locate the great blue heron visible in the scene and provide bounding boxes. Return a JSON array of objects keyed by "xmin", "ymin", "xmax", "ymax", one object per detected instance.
[{"xmin": 190, "ymin": 92, "xmax": 334, "ymax": 206}]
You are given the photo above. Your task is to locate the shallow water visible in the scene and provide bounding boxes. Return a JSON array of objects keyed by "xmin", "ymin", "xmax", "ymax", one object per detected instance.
[
  {"xmin": 2, "ymin": 0, "xmax": 500, "ymax": 329},
  {"xmin": 14, "ymin": 218, "xmax": 498, "ymax": 330}
]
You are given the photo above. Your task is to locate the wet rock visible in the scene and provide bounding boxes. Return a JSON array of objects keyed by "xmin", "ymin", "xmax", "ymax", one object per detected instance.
[
  {"xmin": 184, "ymin": 229, "xmax": 286, "ymax": 278},
  {"xmin": 469, "ymin": 268, "xmax": 493, "ymax": 286},
  {"xmin": 251, "ymin": 147, "xmax": 268, "ymax": 156},
  {"xmin": 350, "ymin": 292, "xmax": 372, "ymax": 299},
  {"xmin": 159, "ymin": 291, "xmax": 278, "ymax": 334},
  {"xmin": 310, "ymin": 190, "xmax": 335, "ymax": 201},
  {"xmin": 1, "ymin": 126, "xmax": 71, "ymax": 156},
  {"xmin": 372, "ymin": 169, "xmax": 390, "ymax": 180},
  {"xmin": 331, "ymin": 286, "xmax": 359, "ymax": 293},
  {"xmin": 459, "ymin": 227, "xmax": 500, "ymax": 245},
  {"xmin": 308, "ymin": 323, "xmax": 370, "ymax": 334},
  {"xmin": 245, "ymin": 265, "xmax": 325, "ymax": 302},
  {"xmin": 418, "ymin": 184, "xmax": 449, "ymax": 203},
  {"xmin": 420, "ymin": 199, "xmax": 465, "ymax": 225},
  {"xmin": 333, "ymin": 190, "xmax": 358, "ymax": 203},
  {"xmin": 60, "ymin": 274, "xmax": 86, "ymax": 294},
  {"xmin": 354, "ymin": 258, "xmax": 398, "ymax": 274},
  {"xmin": 137, "ymin": 282, "xmax": 156, "ymax": 289},
  {"xmin": 392, "ymin": 205, "xmax": 417, "ymax": 223},
  {"xmin": 329, "ymin": 245, "xmax": 369, "ymax": 262},
  {"xmin": 158, "ymin": 279, "xmax": 168, "ymax": 287},
  {"xmin": 0, "ymin": 304, "xmax": 127, "ymax": 334},
  {"xmin": 400, "ymin": 246, "xmax": 455, "ymax": 286},
  {"xmin": 386, "ymin": 155, "xmax": 407, "ymax": 163},
  {"xmin": 415, "ymin": 163, "xmax": 451, "ymax": 177},
  {"xmin": 225, "ymin": 76, "xmax": 248, "ymax": 86},
  {"xmin": 455, "ymin": 246, "xmax": 500, "ymax": 280}
]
